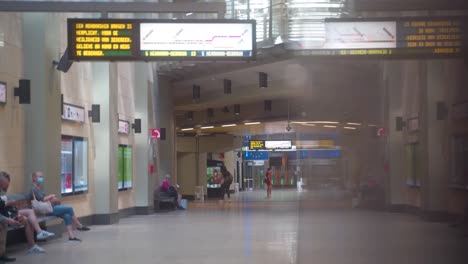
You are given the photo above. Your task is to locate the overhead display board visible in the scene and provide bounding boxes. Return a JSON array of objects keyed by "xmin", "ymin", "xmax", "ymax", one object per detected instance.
[
  {"xmin": 295, "ymin": 16, "xmax": 466, "ymax": 58},
  {"xmin": 249, "ymin": 140, "xmax": 265, "ymax": 151},
  {"xmin": 248, "ymin": 140, "xmax": 292, "ymax": 151},
  {"xmin": 67, "ymin": 19, "xmax": 256, "ymax": 61}
]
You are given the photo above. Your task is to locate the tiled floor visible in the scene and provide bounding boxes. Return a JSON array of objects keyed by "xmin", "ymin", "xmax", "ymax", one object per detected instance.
[{"xmin": 8, "ymin": 189, "xmax": 468, "ymax": 264}]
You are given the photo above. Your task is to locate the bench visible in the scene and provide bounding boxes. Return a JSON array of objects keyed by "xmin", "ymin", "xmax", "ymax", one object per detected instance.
[
  {"xmin": 153, "ymin": 189, "xmax": 176, "ymax": 211},
  {"xmin": 7, "ymin": 215, "xmax": 58, "ymax": 232},
  {"xmin": 4, "ymin": 199, "xmax": 60, "ymax": 245}
]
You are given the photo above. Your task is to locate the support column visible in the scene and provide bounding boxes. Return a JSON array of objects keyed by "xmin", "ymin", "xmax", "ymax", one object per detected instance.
[
  {"xmin": 23, "ymin": 13, "xmax": 61, "ymax": 195},
  {"xmin": 92, "ymin": 62, "xmax": 119, "ymax": 224},
  {"xmin": 154, "ymin": 74, "xmax": 175, "ymax": 183},
  {"xmin": 419, "ymin": 60, "xmax": 450, "ymax": 218},
  {"xmin": 383, "ymin": 61, "xmax": 406, "ymax": 206},
  {"xmin": 133, "ymin": 62, "xmax": 154, "ymax": 214}
]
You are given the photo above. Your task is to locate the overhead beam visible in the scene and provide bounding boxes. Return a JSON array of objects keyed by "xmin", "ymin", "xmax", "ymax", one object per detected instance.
[
  {"xmin": 354, "ymin": 0, "xmax": 468, "ymax": 12},
  {"xmin": 0, "ymin": 1, "xmax": 225, "ymax": 17}
]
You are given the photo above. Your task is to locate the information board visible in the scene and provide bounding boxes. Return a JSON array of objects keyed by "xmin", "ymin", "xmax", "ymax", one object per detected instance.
[
  {"xmin": 249, "ymin": 140, "xmax": 265, "ymax": 150},
  {"xmin": 68, "ymin": 19, "xmax": 256, "ymax": 61},
  {"xmin": 295, "ymin": 16, "xmax": 466, "ymax": 58}
]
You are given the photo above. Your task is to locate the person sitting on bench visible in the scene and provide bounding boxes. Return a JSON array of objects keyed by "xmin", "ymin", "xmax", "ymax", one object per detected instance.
[
  {"xmin": 30, "ymin": 172, "xmax": 90, "ymax": 242},
  {"xmin": 160, "ymin": 175, "xmax": 184, "ymax": 210},
  {"xmin": 0, "ymin": 171, "xmax": 54, "ymax": 259}
]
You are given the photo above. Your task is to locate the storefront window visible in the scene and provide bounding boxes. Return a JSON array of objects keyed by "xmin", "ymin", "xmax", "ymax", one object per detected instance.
[
  {"xmin": 118, "ymin": 145, "xmax": 133, "ymax": 190},
  {"xmin": 61, "ymin": 136, "xmax": 88, "ymax": 195},
  {"xmin": 451, "ymin": 135, "xmax": 468, "ymax": 187}
]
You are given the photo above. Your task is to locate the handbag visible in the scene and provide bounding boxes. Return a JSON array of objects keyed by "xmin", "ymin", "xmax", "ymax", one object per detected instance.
[{"xmin": 31, "ymin": 189, "xmax": 53, "ymax": 215}]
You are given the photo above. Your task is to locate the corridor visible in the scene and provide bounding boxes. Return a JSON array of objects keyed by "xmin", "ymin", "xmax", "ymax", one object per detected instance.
[{"xmin": 9, "ymin": 190, "xmax": 468, "ymax": 264}]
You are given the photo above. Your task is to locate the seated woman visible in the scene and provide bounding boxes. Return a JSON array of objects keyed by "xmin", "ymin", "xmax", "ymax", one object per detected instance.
[
  {"xmin": 160, "ymin": 174, "xmax": 184, "ymax": 210},
  {"xmin": 30, "ymin": 171, "xmax": 90, "ymax": 242}
]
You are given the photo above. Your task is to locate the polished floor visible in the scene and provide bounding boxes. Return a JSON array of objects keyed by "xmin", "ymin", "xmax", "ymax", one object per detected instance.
[{"xmin": 8, "ymin": 189, "xmax": 468, "ymax": 264}]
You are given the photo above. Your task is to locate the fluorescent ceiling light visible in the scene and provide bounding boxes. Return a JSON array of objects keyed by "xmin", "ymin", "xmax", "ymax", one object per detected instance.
[
  {"xmin": 201, "ymin": 126, "xmax": 214, "ymax": 129},
  {"xmin": 302, "ymin": 124, "xmax": 316, "ymax": 127},
  {"xmin": 222, "ymin": 124, "xmax": 237, "ymax": 127},
  {"xmin": 323, "ymin": 125, "xmax": 337, "ymax": 128},
  {"xmin": 310, "ymin": 121, "xmax": 339, "ymax": 124},
  {"xmin": 347, "ymin": 123, "xmax": 362, "ymax": 126},
  {"xmin": 344, "ymin": 127, "xmax": 357, "ymax": 130},
  {"xmin": 291, "ymin": 121, "xmax": 308, "ymax": 124},
  {"xmin": 245, "ymin": 122, "xmax": 261, "ymax": 125},
  {"xmin": 368, "ymin": 124, "xmax": 377, "ymax": 127},
  {"xmin": 181, "ymin": 128, "xmax": 194, "ymax": 131},
  {"xmin": 185, "ymin": 13, "xmax": 193, "ymax": 16}
]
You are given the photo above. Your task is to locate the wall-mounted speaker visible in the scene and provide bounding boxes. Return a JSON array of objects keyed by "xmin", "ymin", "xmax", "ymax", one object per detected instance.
[
  {"xmin": 132, "ymin": 118, "xmax": 142, "ymax": 133},
  {"xmin": 88, "ymin": 104, "xmax": 100, "ymax": 123},
  {"xmin": 234, "ymin": 104, "xmax": 240, "ymax": 115},
  {"xmin": 259, "ymin": 72, "xmax": 268, "ymax": 88},
  {"xmin": 395, "ymin": 116, "xmax": 405, "ymax": 131},
  {"xmin": 14, "ymin": 79, "xmax": 31, "ymax": 104},
  {"xmin": 436, "ymin": 101, "xmax": 448, "ymax": 120},
  {"xmin": 224, "ymin": 79, "xmax": 232, "ymax": 94},
  {"xmin": 264, "ymin": 100, "xmax": 272, "ymax": 112}
]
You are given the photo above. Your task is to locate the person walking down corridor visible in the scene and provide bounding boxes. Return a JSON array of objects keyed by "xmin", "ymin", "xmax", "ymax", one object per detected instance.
[
  {"xmin": 265, "ymin": 167, "xmax": 272, "ymax": 198},
  {"xmin": 220, "ymin": 166, "xmax": 233, "ymax": 199},
  {"xmin": 30, "ymin": 172, "xmax": 90, "ymax": 242}
]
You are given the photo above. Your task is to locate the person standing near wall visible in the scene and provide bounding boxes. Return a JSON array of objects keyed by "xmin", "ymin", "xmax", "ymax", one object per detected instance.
[{"xmin": 220, "ymin": 166, "xmax": 233, "ymax": 199}]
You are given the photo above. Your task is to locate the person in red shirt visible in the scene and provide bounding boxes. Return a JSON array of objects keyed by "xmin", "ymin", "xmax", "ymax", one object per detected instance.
[{"xmin": 265, "ymin": 167, "xmax": 272, "ymax": 198}]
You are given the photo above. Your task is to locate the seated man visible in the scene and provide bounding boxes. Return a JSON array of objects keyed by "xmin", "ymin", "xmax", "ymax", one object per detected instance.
[
  {"xmin": 0, "ymin": 171, "xmax": 54, "ymax": 261},
  {"xmin": 160, "ymin": 175, "xmax": 184, "ymax": 210}
]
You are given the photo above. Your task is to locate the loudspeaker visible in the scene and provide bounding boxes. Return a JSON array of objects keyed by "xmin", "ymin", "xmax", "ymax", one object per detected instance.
[
  {"xmin": 53, "ymin": 47, "xmax": 73, "ymax": 73},
  {"xmin": 264, "ymin": 100, "xmax": 272, "ymax": 112},
  {"xmin": 224, "ymin": 79, "xmax": 232, "ymax": 94},
  {"xmin": 193, "ymin": 85, "xmax": 200, "ymax": 100},
  {"xmin": 88, "ymin": 104, "xmax": 100, "ymax": 123},
  {"xmin": 132, "ymin": 118, "xmax": 142, "ymax": 133},
  {"xmin": 396, "ymin": 116, "xmax": 405, "ymax": 131},
  {"xmin": 186, "ymin": 111, "xmax": 194, "ymax": 121},
  {"xmin": 436, "ymin": 101, "xmax": 448, "ymax": 120},
  {"xmin": 259, "ymin": 72, "xmax": 268, "ymax": 88},
  {"xmin": 14, "ymin": 79, "xmax": 31, "ymax": 104},
  {"xmin": 160, "ymin": 128, "xmax": 166, "ymax": 140},
  {"xmin": 234, "ymin": 104, "xmax": 240, "ymax": 115},
  {"xmin": 61, "ymin": 94, "xmax": 64, "ymax": 116},
  {"xmin": 207, "ymin": 108, "xmax": 214, "ymax": 118}
]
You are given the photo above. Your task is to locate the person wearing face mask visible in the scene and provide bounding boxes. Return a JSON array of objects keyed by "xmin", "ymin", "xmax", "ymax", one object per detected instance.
[{"xmin": 30, "ymin": 172, "xmax": 90, "ymax": 242}]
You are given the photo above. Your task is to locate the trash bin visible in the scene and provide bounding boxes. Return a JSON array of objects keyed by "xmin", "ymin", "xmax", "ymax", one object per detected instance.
[
  {"xmin": 195, "ymin": 186, "xmax": 204, "ymax": 201},
  {"xmin": 180, "ymin": 199, "xmax": 188, "ymax": 209}
]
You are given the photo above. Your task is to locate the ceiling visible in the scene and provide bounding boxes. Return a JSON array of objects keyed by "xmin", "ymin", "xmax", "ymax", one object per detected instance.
[{"xmin": 170, "ymin": 54, "xmax": 383, "ymax": 135}]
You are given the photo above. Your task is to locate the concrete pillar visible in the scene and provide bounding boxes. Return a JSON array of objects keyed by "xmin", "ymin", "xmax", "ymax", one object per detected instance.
[
  {"xmin": 153, "ymin": 74, "xmax": 175, "ymax": 183},
  {"xmin": 419, "ymin": 60, "xmax": 450, "ymax": 214},
  {"xmin": 383, "ymin": 61, "xmax": 406, "ymax": 205},
  {"xmin": 91, "ymin": 62, "xmax": 119, "ymax": 224},
  {"xmin": 22, "ymin": 13, "xmax": 61, "ymax": 195},
  {"xmin": 133, "ymin": 62, "xmax": 154, "ymax": 213}
]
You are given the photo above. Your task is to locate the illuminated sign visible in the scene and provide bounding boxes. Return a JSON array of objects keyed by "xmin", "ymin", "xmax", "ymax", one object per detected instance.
[
  {"xmin": 62, "ymin": 103, "xmax": 85, "ymax": 123},
  {"xmin": 293, "ymin": 16, "xmax": 466, "ymax": 58},
  {"xmin": 249, "ymin": 140, "xmax": 265, "ymax": 150},
  {"xmin": 296, "ymin": 140, "xmax": 335, "ymax": 149},
  {"xmin": 0, "ymin": 82, "xmax": 6, "ymax": 104},
  {"xmin": 68, "ymin": 19, "xmax": 256, "ymax": 61},
  {"xmin": 118, "ymin": 120, "xmax": 130, "ymax": 134},
  {"xmin": 265, "ymin": 140, "xmax": 292, "ymax": 150}
]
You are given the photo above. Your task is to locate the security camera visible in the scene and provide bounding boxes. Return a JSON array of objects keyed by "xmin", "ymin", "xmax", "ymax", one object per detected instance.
[{"xmin": 286, "ymin": 125, "xmax": 292, "ymax": 132}]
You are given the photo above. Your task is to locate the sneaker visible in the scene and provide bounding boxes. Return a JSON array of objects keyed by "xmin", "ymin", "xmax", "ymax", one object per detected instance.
[
  {"xmin": 36, "ymin": 230, "xmax": 55, "ymax": 241},
  {"xmin": 77, "ymin": 226, "xmax": 90, "ymax": 231},
  {"xmin": 27, "ymin": 245, "xmax": 45, "ymax": 254},
  {"xmin": 69, "ymin": 237, "xmax": 81, "ymax": 242}
]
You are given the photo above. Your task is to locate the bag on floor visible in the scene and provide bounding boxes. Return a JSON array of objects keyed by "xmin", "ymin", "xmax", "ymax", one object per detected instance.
[
  {"xmin": 180, "ymin": 199, "xmax": 188, "ymax": 209},
  {"xmin": 31, "ymin": 190, "xmax": 53, "ymax": 215}
]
